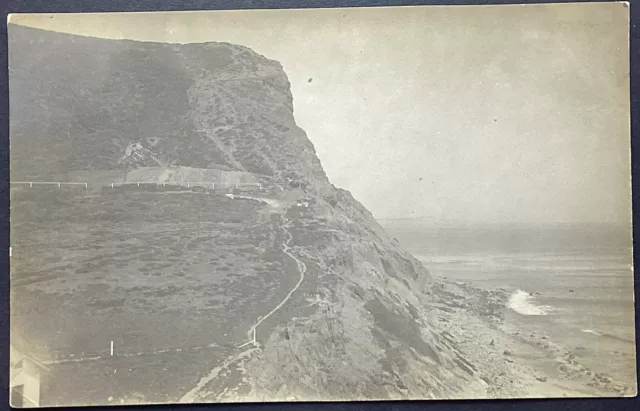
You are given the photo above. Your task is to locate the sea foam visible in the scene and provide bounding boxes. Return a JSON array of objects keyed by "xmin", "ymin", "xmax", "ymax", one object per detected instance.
[{"xmin": 508, "ymin": 290, "xmax": 553, "ymax": 316}]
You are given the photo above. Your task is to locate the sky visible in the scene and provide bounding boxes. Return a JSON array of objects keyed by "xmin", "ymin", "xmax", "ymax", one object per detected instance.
[{"xmin": 9, "ymin": 3, "xmax": 632, "ymax": 224}]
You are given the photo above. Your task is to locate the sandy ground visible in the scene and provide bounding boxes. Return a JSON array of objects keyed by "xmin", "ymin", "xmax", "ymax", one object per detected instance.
[{"xmin": 430, "ymin": 279, "xmax": 637, "ymax": 399}]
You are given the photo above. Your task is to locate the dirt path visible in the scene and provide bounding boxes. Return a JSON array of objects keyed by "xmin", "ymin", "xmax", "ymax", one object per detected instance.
[
  {"xmin": 230, "ymin": 194, "xmax": 284, "ymax": 209},
  {"xmin": 179, "ymin": 216, "xmax": 307, "ymax": 403},
  {"xmin": 247, "ymin": 220, "xmax": 306, "ymax": 345}
]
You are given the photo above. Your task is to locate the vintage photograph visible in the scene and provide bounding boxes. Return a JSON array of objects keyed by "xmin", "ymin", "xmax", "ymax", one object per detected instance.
[{"xmin": 8, "ymin": 3, "xmax": 635, "ymax": 407}]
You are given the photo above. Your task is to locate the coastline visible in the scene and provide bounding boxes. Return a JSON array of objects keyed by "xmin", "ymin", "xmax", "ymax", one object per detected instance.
[{"xmin": 431, "ymin": 278, "xmax": 637, "ymax": 399}]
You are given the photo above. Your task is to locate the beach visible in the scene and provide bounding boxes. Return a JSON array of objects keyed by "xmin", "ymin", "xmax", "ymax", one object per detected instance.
[{"xmin": 382, "ymin": 221, "xmax": 637, "ymax": 398}]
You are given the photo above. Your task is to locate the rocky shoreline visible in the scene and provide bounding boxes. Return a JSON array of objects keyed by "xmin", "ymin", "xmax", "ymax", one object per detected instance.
[{"xmin": 431, "ymin": 279, "xmax": 636, "ymax": 399}]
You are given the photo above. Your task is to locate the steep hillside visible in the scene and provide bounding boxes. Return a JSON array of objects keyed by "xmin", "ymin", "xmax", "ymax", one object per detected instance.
[
  {"xmin": 9, "ymin": 25, "xmax": 488, "ymax": 405},
  {"xmin": 9, "ymin": 24, "xmax": 325, "ymax": 185}
]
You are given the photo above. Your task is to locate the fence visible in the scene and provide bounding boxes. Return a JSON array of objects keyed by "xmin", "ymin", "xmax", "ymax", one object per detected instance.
[
  {"xmin": 10, "ymin": 181, "xmax": 262, "ymax": 190},
  {"xmin": 11, "ymin": 181, "xmax": 89, "ymax": 189}
]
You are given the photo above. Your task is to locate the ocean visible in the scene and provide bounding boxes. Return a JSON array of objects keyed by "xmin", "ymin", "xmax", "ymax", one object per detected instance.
[{"xmin": 379, "ymin": 220, "xmax": 637, "ymax": 385}]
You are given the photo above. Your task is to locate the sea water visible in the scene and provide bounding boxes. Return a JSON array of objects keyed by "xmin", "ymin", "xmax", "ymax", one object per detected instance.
[{"xmin": 380, "ymin": 221, "xmax": 636, "ymax": 384}]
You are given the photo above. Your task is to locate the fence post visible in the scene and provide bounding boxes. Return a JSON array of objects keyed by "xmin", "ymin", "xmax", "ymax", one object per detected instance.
[
  {"xmin": 187, "ymin": 182, "xmax": 190, "ymax": 188},
  {"xmin": 111, "ymin": 182, "xmax": 114, "ymax": 188},
  {"xmin": 85, "ymin": 183, "xmax": 88, "ymax": 190},
  {"xmin": 137, "ymin": 182, "xmax": 140, "ymax": 187},
  {"xmin": 57, "ymin": 182, "xmax": 61, "ymax": 188},
  {"xmin": 29, "ymin": 182, "xmax": 32, "ymax": 188},
  {"xmin": 212, "ymin": 182, "xmax": 215, "ymax": 189}
]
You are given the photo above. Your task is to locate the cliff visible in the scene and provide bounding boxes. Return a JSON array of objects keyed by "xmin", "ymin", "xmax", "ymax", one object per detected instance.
[
  {"xmin": 9, "ymin": 25, "xmax": 325, "ymax": 185},
  {"xmin": 9, "ymin": 24, "xmax": 485, "ymax": 405}
]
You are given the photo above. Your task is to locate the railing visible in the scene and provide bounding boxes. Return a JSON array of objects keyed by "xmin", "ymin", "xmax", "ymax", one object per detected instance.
[
  {"xmin": 10, "ymin": 181, "xmax": 262, "ymax": 190},
  {"xmin": 11, "ymin": 181, "xmax": 89, "ymax": 189}
]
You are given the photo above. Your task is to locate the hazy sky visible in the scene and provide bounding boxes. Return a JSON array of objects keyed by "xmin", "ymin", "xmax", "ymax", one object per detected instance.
[{"xmin": 9, "ymin": 3, "xmax": 631, "ymax": 224}]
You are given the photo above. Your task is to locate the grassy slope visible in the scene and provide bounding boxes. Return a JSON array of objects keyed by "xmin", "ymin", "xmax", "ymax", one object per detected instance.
[{"xmin": 10, "ymin": 186, "xmax": 301, "ymax": 405}]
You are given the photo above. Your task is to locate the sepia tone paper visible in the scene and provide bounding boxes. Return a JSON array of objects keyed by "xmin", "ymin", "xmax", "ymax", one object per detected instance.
[{"xmin": 7, "ymin": 3, "xmax": 635, "ymax": 407}]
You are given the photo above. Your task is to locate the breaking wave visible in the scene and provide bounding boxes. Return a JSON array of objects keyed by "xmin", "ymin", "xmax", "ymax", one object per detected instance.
[{"xmin": 508, "ymin": 289, "xmax": 553, "ymax": 316}]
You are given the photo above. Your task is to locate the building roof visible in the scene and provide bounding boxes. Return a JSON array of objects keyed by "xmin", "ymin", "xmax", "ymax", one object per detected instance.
[{"xmin": 11, "ymin": 351, "xmax": 50, "ymax": 372}]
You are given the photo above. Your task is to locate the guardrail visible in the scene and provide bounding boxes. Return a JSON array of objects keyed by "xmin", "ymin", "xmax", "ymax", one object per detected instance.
[
  {"xmin": 10, "ymin": 181, "xmax": 262, "ymax": 190},
  {"xmin": 11, "ymin": 181, "xmax": 89, "ymax": 189}
]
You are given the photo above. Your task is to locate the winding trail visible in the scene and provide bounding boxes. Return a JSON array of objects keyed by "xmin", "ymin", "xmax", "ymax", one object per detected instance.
[
  {"xmin": 227, "ymin": 194, "xmax": 283, "ymax": 209},
  {"xmin": 179, "ymin": 216, "xmax": 307, "ymax": 403},
  {"xmin": 247, "ymin": 220, "xmax": 307, "ymax": 344}
]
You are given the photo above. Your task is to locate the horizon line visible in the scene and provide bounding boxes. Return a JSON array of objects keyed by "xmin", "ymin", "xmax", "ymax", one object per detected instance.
[{"xmin": 375, "ymin": 218, "xmax": 630, "ymax": 226}]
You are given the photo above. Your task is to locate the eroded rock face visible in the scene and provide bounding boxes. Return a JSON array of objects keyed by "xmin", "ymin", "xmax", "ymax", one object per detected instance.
[{"xmin": 10, "ymin": 24, "xmax": 482, "ymax": 402}]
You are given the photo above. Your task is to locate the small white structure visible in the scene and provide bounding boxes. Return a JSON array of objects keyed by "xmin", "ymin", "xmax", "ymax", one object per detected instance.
[{"xmin": 10, "ymin": 350, "xmax": 49, "ymax": 408}]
